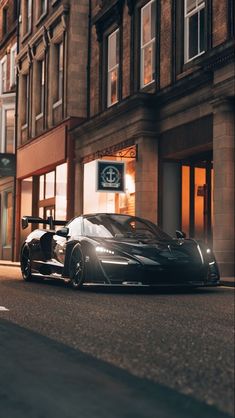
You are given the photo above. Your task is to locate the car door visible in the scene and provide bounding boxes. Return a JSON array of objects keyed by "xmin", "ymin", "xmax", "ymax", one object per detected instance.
[{"xmin": 52, "ymin": 217, "xmax": 83, "ymax": 276}]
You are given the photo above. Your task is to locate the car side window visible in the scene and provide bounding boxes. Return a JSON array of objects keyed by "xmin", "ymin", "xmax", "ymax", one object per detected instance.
[{"xmin": 68, "ymin": 218, "xmax": 82, "ymax": 238}]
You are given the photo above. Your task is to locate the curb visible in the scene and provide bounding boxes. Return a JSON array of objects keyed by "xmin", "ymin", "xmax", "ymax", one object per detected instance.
[
  {"xmin": 220, "ymin": 279, "xmax": 235, "ymax": 288},
  {"xmin": 0, "ymin": 261, "xmax": 20, "ymax": 267}
]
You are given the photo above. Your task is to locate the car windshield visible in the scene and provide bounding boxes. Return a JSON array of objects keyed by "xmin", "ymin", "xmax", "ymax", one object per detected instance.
[{"xmin": 83, "ymin": 214, "xmax": 171, "ymax": 241}]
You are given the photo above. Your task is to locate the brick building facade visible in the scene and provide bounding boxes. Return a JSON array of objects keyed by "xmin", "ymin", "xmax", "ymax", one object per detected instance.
[
  {"xmin": 0, "ymin": 0, "xmax": 17, "ymax": 260},
  {"xmin": 14, "ymin": 0, "xmax": 89, "ymax": 258},
  {"xmin": 72, "ymin": 0, "xmax": 235, "ymax": 276}
]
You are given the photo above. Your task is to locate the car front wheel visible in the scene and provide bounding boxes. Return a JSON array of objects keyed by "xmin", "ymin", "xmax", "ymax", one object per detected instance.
[{"xmin": 69, "ymin": 246, "xmax": 85, "ymax": 290}]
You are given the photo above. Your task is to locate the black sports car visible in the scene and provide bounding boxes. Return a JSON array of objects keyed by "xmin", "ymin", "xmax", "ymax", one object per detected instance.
[{"xmin": 20, "ymin": 213, "xmax": 220, "ymax": 289}]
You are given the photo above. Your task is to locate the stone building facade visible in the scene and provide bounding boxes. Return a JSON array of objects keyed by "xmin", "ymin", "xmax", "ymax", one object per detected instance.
[
  {"xmin": 15, "ymin": 0, "xmax": 89, "ymax": 257},
  {"xmin": 71, "ymin": 0, "xmax": 235, "ymax": 276},
  {"xmin": 0, "ymin": 0, "xmax": 17, "ymax": 260}
]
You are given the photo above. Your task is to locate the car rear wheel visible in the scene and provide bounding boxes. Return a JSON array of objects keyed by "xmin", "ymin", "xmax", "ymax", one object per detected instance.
[
  {"xmin": 21, "ymin": 245, "xmax": 32, "ymax": 281},
  {"xmin": 69, "ymin": 246, "xmax": 85, "ymax": 290}
]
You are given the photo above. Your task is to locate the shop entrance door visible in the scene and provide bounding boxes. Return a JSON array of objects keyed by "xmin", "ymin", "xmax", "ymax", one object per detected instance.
[{"xmin": 181, "ymin": 160, "xmax": 213, "ymax": 243}]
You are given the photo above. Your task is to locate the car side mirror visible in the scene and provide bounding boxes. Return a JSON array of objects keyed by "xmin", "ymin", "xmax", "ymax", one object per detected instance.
[
  {"xmin": 56, "ymin": 227, "xmax": 69, "ymax": 237},
  {"xmin": 176, "ymin": 230, "xmax": 186, "ymax": 239}
]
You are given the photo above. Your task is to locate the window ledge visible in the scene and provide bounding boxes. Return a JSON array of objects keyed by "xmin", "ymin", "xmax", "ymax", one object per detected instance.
[
  {"xmin": 183, "ymin": 51, "xmax": 206, "ymax": 72},
  {"xmin": 53, "ymin": 99, "xmax": 62, "ymax": 109},
  {"xmin": 21, "ymin": 123, "xmax": 28, "ymax": 131},
  {"xmin": 140, "ymin": 79, "xmax": 155, "ymax": 90},
  {"xmin": 36, "ymin": 112, "xmax": 43, "ymax": 121},
  {"xmin": 107, "ymin": 99, "xmax": 119, "ymax": 108},
  {"xmin": 36, "ymin": 12, "xmax": 48, "ymax": 27},
  {"xmin": 22, "ymin": 30, "xmax": 32, "ymax": 43}
]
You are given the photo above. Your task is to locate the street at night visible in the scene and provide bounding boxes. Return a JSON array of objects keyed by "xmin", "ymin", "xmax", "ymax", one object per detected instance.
[{"xmin": 0, "ymin": 266, "xmax": 234, "ymax": 418}]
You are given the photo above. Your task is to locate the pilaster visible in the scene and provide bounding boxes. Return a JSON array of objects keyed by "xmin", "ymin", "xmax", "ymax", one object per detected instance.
[{"xmin": 212, "ymin": 97, "xmax": 235, "ymax": 276}]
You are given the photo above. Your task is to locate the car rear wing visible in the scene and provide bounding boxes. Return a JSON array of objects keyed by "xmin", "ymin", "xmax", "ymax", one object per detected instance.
[{"xmin": 22, "ymin": 216, "xmax": 67, "ymax": 230}]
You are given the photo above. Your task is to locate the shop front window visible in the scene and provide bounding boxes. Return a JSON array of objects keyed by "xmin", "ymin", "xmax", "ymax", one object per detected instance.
[
  {"xmin": 21, "ymin": 177, "xmax": 33, "ymax": 241},
  {"xmin": 181, "ymin": 160, "xmax": 213, "ymax": 242},
  {"xmin": 83, "ymin": 153, "xmax": 135, "ymax": 216},
  {"xmin": 39, "ymin": 164, "xmax": 67, "ymax": 224},
  {"xmin": 55, "ymin": 163, "xmax": 67, "ymax": 220},
  {"xmin": 4, "ymin": 192, "xmax": 13, "ymax": 247},
  {"xmin": 4, "ymin": 109, "xmax": 15, "ymax": 154}
]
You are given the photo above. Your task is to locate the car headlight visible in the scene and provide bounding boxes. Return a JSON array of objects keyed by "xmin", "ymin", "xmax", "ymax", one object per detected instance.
[{"xmin": 96, "ymin": 246, "xmax": 115, "ymax": 255}]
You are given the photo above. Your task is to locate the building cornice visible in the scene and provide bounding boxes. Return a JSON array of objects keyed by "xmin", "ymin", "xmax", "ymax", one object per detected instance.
[{"xmin": 202, "ymin": 40, "xmax": 235, "ymax": 71}]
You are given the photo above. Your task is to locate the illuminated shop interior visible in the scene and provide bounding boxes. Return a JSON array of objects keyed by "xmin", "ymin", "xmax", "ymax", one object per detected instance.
[{"xmin": 83, "ymin": 149, "xmax": 136, "ymax": 216}]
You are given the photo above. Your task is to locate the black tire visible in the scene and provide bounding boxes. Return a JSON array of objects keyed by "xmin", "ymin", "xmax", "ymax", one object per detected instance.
[
  {"xmin": 21, "ymin": 245, "xmax": 32, "ymax": 281},
  {"xmin": 69, "ymin": 246, "xmax": 85, "ymax": 290}
]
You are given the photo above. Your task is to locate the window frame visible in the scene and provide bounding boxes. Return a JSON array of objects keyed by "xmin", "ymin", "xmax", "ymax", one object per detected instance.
[
  {"xmin": 36, "ymin": 59, "xmax": 45, "ymax": 119},
  {"xmin": 184, "ymin": 0, "xmax": 206, "ymax": 63},
  {"xmin": 107, "ymin": 28, "xmax": 120, "ymax": 108},
  {"xmin": 36, "ymin": 0, "xmax": 48, "ymax": 24},
  {"xmin": 0, "ymin": 56, "xmax": 7, "ymax": 94},
  {"xmin": 1, "ymin": 105, "xmax": 15, "ymax": 154},
  {"xmin": 2, "ymin": 7, "xmax": 8, "ymax": 36},
  {"xmin": 53, "ymin": 42, "xmax": 64, "ymax": 108},
  {"xmin": 10, "ymin": 44, "xmax": 17, "ymax": 88},
  {"xmin": 21, "ymin": 72, "xmax": 30, "ymax": 128},
  {"xmin": 2, "ymin": 190, "xmax": 13, "ymax": 248},
  {"xmin": 140, "ymin": 0, "xmax": 156, "ymax": 89},
  {"xmin": 23, "ymin": 0, "xmax": 33, "ymax": 38}
]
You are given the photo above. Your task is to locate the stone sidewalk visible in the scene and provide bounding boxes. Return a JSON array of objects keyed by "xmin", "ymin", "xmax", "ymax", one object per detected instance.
[{"xmin": 0, "ymin": 260, "xmax": 234, "ymax": 287}]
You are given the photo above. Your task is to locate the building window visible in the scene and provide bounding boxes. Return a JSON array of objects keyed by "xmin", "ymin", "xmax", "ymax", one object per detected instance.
[
  {"xmin": 58, "ymin": 43, "xmax": 63, "ymax": 102},
  {"xmin": 23, "ymin": 0, "xmax": 32, "ymax": 35},
  {"xmin": 107, "ymin": 29, "xmax": 120, "ymax": 107},
  {"xmin": 4, "ymin": 192, "xmax": 13, "ymax": 247},
  {"xmin": 10, "ymin": 44, "xmax": 17, "ymax": 87},
  {"xmin": 37, "ymin": 0, "xmax": 48, "ymax": 20},
  {"xmin": 39, "ymin": 164, "xmax": 67, "ymax": 223},
  {"xmin": 2, "ymin": 7, "xmax": 8, "ymax": 36},
  {"xmin": 0, "ymin": 57, "xmax": 7, "ymax": 94},
  {"xmin": 40, "ymin": 0, "xmax": 47, "ymax": 16},
  {"xmin": 53, "ymin": 43, "xmax": 63, "ymax": 105},
  {"xmin": 140, "ymin": 0, "xmax": 156, "ymax": 88},
  {"xmin": 40, "ymin": 60, "xmax": 45, "ymax": 114},
  {"xmin": 22, "ymin": 73, "xmax": 30, "ymax": 126},
  {"xmin": 36, "ymin": 60, "xmax": 45, "ymax": 117},
  {"xmin": 2, "ymin": 108, "xmax": 15, "ymax": 153},
  {"xmin": 184, "ymin": 0, "xmax": 205, "ymax": 62}
]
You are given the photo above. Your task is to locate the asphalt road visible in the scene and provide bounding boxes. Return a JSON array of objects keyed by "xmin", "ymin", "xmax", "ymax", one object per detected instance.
[{"xmin": 0, "ymin": 266, "xmax": 234, "ymax": 418}]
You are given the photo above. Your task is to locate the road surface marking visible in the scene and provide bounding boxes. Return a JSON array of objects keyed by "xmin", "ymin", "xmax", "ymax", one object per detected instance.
[{"xmin": 0, "ymin": 306, "xmax": 9, "ymax": 311}]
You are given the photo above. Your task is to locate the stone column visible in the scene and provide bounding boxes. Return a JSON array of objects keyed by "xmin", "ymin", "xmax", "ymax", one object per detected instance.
[
  {"xmin": 162, "ymin": 162, "xmax": 181, "ymax": 236},
  {"xmin": 74, "ymin": 160, "xmax": 84, "ymax": 216},
  {"xmin": 135, "ymin": 136, "xmax": 158, "ymax": 224},
  {"xmin": 212, "ymin": 98, "xmax": 235, "ymax": 277}
]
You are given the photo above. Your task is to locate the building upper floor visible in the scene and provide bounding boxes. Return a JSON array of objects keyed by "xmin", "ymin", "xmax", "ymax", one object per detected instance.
[
  {"xmin": 0, "ymin": 0, "xmax": 17, "ymax": 96},
  {"xmin": 16, "ymin": 0, "xmax": 89, "ymax": 146},
  {"xmin": 14, "ymin": 0, "xmax": 235, "ymax": 147},
  {"xmin": 89, "ymin": 0, "xmax": 234, "ymax": 116}
]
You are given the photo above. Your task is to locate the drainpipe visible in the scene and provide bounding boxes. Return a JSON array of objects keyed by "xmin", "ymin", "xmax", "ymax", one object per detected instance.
[
  {"xmin": 86, "ymin": 0, "xmax": 91, "ymax": 119},
  {"xmin": 12, "ymin": 0, "xmax": 21, "ymax": 261}
]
